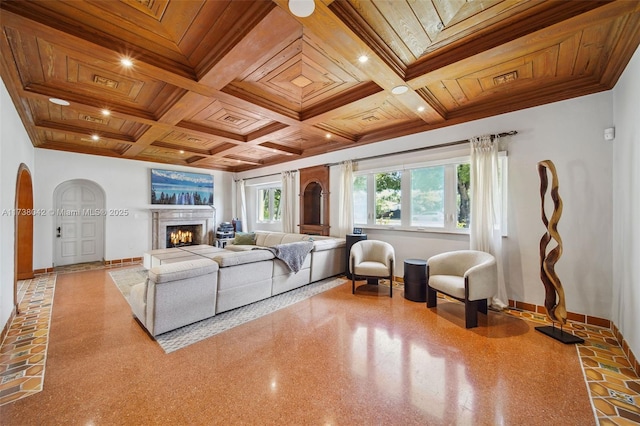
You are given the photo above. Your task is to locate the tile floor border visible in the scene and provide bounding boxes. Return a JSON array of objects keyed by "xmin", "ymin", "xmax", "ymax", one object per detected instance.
[{"xmin": 0, "ymin": 273, "xmax": 56, "ymax": 406}]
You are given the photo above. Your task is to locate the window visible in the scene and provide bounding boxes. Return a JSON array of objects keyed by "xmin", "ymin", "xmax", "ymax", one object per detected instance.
[
  {"xmin": 353, "ymin": 155, "xmax": 506, "ymax": 234},
  {"xmin": 257, "ymin": 186, "xmax": 281, "ymax": 222},
  {"xmin": 375, "ymin": 171, "xmax": 401, "ymax": 225},
  {"xmin": 410, "ymin": 166, "xmax": 444, "ymax": 228}
]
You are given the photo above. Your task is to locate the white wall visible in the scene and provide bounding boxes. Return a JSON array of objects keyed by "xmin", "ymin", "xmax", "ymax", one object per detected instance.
[
  {"xmin": 33, "ymin": 150, "xmax": 232, "ymax": 269},
  {"xmin": 612, "ymin": 45, "xmax": 640, "ymax": 359},
  {"xmin": 237, "ymin": 91, "xmax": 615, "ymax": 320},
  {"xmin": 0, "ymin": 78, "xmax": 36, "ymax": 330}
]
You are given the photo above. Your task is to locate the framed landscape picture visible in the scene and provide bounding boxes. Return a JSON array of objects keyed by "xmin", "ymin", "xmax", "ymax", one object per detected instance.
[{"xmin": 150, "ymin": 169, "xmax": 214, "ymax": 205}]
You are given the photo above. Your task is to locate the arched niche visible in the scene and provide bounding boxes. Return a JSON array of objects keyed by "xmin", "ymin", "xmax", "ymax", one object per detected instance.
[
  {"xmin": 15, "ymin": 163, "xmax": 34, "ymax": 311},
  {"xmin": 299, "ymin": 165, "xmax": 330, "ymax": 235}
]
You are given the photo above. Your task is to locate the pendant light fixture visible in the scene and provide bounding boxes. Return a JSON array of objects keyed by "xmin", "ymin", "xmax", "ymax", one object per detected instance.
[{"xmin": 289, "ymin": 0, "xmax": 315, "ymax": 18}]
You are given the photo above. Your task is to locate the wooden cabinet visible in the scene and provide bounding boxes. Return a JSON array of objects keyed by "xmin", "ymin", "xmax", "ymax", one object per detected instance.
[{"xmin": 299, "ymin": 165, "xmax": 330, "ymax": 236}]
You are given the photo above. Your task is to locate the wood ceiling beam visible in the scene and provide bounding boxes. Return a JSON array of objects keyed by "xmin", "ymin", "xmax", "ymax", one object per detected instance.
[
  {"xmin": 259, "ymin": 142, "xmax": 303, "ymax": 157},
  {"xmin": 33, "ymin": 121, "xmax": 135, "ymax": 144}
]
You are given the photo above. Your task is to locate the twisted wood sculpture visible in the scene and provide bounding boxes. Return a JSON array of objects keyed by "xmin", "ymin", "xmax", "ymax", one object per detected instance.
[{"xmin": 538, "ymin": 160, "xmax": 567, "ymax": 325}]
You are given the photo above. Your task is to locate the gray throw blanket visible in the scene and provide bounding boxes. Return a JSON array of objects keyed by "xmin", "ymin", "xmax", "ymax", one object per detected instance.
[{"xmin": 255, "ymin": 241, "xmax": 314, "ymax": 273}]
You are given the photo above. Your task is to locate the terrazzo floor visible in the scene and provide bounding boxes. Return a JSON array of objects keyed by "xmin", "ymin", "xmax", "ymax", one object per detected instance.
[{"xmin": 0, "ymin": 263, "xmax": 638, "ymax": 425}]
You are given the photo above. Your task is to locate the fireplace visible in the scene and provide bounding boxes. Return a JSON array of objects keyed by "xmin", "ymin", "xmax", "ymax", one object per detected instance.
[
  {"xmin": 151, "ymin": 208, "xmax": 216, "ymax": 249},
  {"xmin": 166, "ymin": 224, "xmax": 201, "ymax": 248}
]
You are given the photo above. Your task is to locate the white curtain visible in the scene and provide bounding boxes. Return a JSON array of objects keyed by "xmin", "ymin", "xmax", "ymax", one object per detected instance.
[
  {"xmin": 281, "ymin": 170, "xmax": 297, "ymax": 233},
  {"xmin": 337, "ymin": 160, "xmax": 354, "ymax": 237},
  {"xmin": 470, "ymin": 135, "xmax": 508, "ymax": 309},
  {"xmin": 237, "ymin": 179, "xmax": 248, "ymax": 232}
]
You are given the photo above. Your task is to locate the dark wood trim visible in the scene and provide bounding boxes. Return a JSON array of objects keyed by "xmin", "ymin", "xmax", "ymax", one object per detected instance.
[
  {"xmin": 15, "ymin": 164, "xmax": 34, "ymax": 282},
  {"xmin": 299, "ymin": 165, "xmax": 330, "ymax": 236}
]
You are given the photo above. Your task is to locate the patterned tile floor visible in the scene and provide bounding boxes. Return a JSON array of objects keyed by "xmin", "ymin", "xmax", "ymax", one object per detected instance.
[
  {"xmin": 502, "ymin": 307, "xmax": 640, "ymax": 425},
  {"xmin": 0, "ymin": 273, "xmax": 56, "ymax": 405},
  {"xmin": 0, "ymin": 266, "xmax": 638, "ymax": 425}
]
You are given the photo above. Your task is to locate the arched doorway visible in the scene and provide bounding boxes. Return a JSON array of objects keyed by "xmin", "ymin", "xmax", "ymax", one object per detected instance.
[
  {"xmin": 53, "ymin": 179, "xmax": 105, "ymax": 266},
  {"xmin": 15, "ymin": 164, "xmax": 34, "ymax": 312}
]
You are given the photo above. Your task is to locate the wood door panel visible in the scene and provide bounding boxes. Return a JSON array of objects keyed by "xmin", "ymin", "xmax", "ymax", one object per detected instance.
[{"xmin": 54, "ymin": 181, "xmax": 104, "ymax": 266}]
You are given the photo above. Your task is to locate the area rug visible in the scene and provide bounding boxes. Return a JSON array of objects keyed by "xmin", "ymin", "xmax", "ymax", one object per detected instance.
[{"xmin": 109, "ymin": 267, "xmax": 347, "ymax": 353}]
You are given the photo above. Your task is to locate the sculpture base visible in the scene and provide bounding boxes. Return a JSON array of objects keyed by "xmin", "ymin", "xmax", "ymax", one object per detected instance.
[{"xmin": 535, "ymin": 325, "xmax": 584, "ymax": 344}]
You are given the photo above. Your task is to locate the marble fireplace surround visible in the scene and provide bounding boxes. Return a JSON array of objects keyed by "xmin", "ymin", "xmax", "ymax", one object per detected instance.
[{"xmin": 151, "ymin": 208, "xmax": 216, "ymax": 249}]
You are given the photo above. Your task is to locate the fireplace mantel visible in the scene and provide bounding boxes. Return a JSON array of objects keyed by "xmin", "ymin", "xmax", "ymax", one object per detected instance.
[{"xmin": 151, "ymin": 208, "xmax": 216, "ymax": 249}]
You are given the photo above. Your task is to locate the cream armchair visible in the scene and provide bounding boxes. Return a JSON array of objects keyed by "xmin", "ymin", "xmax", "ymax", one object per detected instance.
[
  {"xmin": 350, "ymin": 240, "xmax": 395, "ymax": 297},
  {"xmin": 426, "ymin": 250, "xmax": 497, "ymax": 328}
]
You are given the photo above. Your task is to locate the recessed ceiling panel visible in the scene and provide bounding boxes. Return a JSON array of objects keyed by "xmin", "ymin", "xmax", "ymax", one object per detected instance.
[
  {"xmin": 226, "ymin": 31, "xmax": 373, "ymax": 114},
  {"xmin": 186, "ymin": 99, "xmax": 276, "ymax": 136},
  {"xmin": 318, "ymin": 94, "xmax": 415, "ymax": 138},
  {"xmin": 156, "ymin": 131, "xmax": 230, "ymax": 153},
  {"xmin": 418, "ymin": 18, "xmax": 624, "ymax": 114}
]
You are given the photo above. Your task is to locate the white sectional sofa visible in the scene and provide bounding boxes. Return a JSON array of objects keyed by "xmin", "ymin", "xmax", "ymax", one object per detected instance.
[
  {"xmin": 129, "ymin": 258, "xmax": 219, "ymax": 336},
  {"xmin": 130, "ymin": 231, "xmax": 346, "ymax": 336}
]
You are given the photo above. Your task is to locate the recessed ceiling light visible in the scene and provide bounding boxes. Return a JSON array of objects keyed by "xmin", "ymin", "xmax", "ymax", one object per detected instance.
[
  {"xmin": 289, "ymin": 0, "xmax": 315, "ymax": 17},
  {"xmin": 120, "ymin": 58, "xmax": 133, "ymax": 67},
  {"xmin": 49, "ymin": 98, "xmax": 70, "ymax": 106},
  {"xmin": 179, "ymin": 150, "xmax": 185, "ymax": 154},
  {"xmin": 417, "ymin": 106, "xmax": 425, "ymax": 112},
  {"xmin": 391, "ymin": 85, "xmax": 409, "ymax": 95},
  {"xmin": 91, "ymin": 134, "xmax": 100, "ymax": 141},
  {"xmin": 325, "ymin": 133, "xmax": 332, "ymax": 139},
  {"xmin": 101, "ymin": 109, "xmax": 110, "ymax": 116},
  {"xmin": 358, "ymin": 55, "xmax": 368, "ymax": 63}
]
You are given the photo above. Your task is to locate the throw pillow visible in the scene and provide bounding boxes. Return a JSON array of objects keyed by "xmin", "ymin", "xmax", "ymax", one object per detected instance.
[{"xmin": 233, "ymin": 232, "xmax": 256, "ymax": 245}]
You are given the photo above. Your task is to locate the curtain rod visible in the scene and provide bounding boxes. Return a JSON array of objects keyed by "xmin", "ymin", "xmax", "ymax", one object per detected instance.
[
  {"xmin": 234, "ymin": 169, "xmax": 297, "ymax": 183},
  {"xmin": 325, "ymin": 131, "xmax": 517, "ymax": 167},
  {"xmin": 234, "ymin": 131, "xmax": 517, "ymax": 181}
]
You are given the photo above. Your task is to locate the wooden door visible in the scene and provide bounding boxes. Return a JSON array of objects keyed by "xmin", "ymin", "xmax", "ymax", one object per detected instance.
[
  {"xmin": 15, "ymin": 165, "xmax": 34, "ymax": 280},
  {"xmin": 53, "ymin": 180, "xmax": 105, "ymax": 266}
]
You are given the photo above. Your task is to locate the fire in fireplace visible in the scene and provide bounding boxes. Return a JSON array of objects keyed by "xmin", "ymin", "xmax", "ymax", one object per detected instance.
[{"xmin": 166, "ymin": 225, "xmax": 201, "ymax": 248}]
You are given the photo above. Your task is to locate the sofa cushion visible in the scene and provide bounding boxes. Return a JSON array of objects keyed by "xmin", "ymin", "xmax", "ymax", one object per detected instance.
[
  {"xmin": 233, "ymin": 232, "xmax": 256, "ymax": 245},
  {"xmin": 262, "ymin": 232, "xmax": 289, "ymax": 247},
  {"xmin": 428, "ymin": 275, "xmax": 466, "ymax": 299},
  {"xmin": 281, "ymin": 234, "xmax": 311, "ymax": 244},
  {"xmin": 311, "ymin": 237, "xmax": 345, "ymax": 251},
  {"xmin": 148, "ymin": 258, "xmax": 218, "ymax": 284},
  {"xmin": 212, "ymin": 249, "xmax": 275, "ymax": 267},
  {"xmin": 223, "ymin": 244, "xmax": 255, "ymax": 252}
]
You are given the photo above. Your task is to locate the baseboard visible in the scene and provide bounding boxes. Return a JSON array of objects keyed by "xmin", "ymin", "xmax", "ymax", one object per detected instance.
[
  {"xmin": 508, "ymin": 299, "xmax": 611, "ymax": 328},
  {"xmin": 34, "ymin": 257, "xmax": 142, "ymax": 274},
  {"xmin": 105, "ymin": 257, "xmax": 143, "ymax": 266},
  {"xmin": 0, "ymin": 305, "xmax": 17, "ymax": 346},
  {"xmin": 612, "ymin": 322, "xmax": 640, "ymax": 375}
]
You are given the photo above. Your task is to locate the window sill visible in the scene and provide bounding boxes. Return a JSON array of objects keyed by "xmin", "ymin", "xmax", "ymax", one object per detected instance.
[{"xmin": 355, "ymin": 225, "xmax": 470, "ymax": 236}]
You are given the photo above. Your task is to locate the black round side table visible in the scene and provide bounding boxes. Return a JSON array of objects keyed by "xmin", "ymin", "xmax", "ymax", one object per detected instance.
[{"xmin": 404, "ymin": 259, "xmax": 427, "ymax": 302}]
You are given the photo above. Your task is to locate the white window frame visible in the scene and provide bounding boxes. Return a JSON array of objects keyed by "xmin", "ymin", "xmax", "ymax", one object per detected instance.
[
  {"xmin": 353, "ymin": 153, "xmax": 508, "ymax": 235},
  {"xmin": 256, "ymin": 185, "xmax": 282, "ymax": 223}
]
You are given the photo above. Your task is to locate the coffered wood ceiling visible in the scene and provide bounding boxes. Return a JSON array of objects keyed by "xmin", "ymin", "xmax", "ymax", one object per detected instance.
[{"xmin": 1, "ymin": 0, "xmax": 639, "ymax": 172}]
